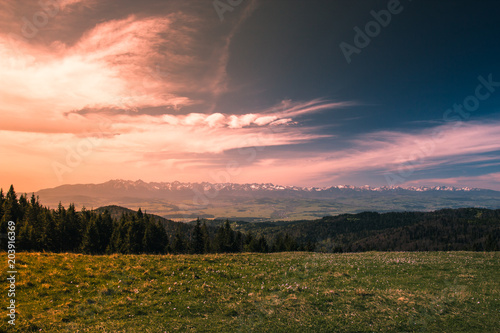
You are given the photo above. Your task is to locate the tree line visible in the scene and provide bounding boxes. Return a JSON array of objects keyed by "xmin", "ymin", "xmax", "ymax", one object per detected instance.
[
  {"xmin": 0, "ymin": 186, "xmax": 311, "ymax": 254},
  {"xmin": 240, "ymin": 209, "xmax": 500, "ymax": 252},
  {"xmin": 2, "ymin": 185, "xmax": 498, "ymax": 254}
]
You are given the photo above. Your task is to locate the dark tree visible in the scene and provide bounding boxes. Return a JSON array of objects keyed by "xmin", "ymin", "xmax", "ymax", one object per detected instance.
[
  {"xmin": 143, "ymin": 217, "xmax": 168, "ymax": 254},
  {"xmin": 201, "ymin": 220, "xmax": 211, "ymax": 253},
  {"xmin": 191, "ymin": 218, "xmax": 205, "ymax": 254},
  {"xmin": 1, "ymin": 185, "xmax": 21, "ymax": 233},
  {"xmin": 172, "ymin": 228, "xmax": 187, "ymax": 254},
  {"xmin": 80, "ymin": 217, "xmax": 101, "ymax": 254}
]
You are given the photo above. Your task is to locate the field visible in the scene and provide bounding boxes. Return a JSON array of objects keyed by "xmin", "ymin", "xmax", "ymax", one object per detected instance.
[{"xmin": 1, "ymin": 252, "xmax": 499, "ymax": 332}]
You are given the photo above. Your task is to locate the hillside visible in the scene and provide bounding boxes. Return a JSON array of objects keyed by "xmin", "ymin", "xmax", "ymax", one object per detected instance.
[
  {"xmin": 2, "ymin": 252, "xmax": 499, "ymax": 332},
  {"xmin": 202, "ymin": 208, "xmax": 500, "ymax": 252},
  {"xmin": 93, "ymin": 205, "xmax": 500, "ymax": 253},
  {"xmin": 93, "ymin": 205, "xmax": 198, "ymax": 244}
]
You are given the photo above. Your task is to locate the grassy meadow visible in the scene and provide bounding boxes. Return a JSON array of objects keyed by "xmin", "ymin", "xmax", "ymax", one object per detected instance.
[{"xmin": 1, "ymin": 252, "xmax": 499, "ymax": 332}]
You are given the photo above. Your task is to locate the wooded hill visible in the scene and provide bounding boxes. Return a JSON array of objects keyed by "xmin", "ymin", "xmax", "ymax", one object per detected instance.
[
  {"xmin": 1, "ymin": 185, "xmax": 499, "ymax": 254},
  {"xmin": 0, "ymin": 186, "xmax": 303, "ymax": 254},
  {"xmin": 205, "ymin": 208, "xmax": 500, "ymax": 252}
]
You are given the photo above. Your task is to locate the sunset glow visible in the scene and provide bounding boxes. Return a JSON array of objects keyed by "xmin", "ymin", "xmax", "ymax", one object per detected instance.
[{"xmin": 1, "ymin": 0, "xmax": 500, "ymax": 192}]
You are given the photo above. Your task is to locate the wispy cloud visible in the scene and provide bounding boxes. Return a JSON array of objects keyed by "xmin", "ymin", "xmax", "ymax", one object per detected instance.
[
  {"xmin": 2, "ymin": 0, "xmax": 499, "ymax": 193},
  {"xmin": 189, "ymin": 121, "xmax": 500, "ymax": 188},
  {"xmin": 1, "ymin": 14, "xmax": 191, "ymax": 131},
  {"xmin": 0, "ymin": 0, "xmax": 264, "ymax": 132},
  {"xmin": 1, "ymin": 0, "xmax": 356, "ymax": 190}
]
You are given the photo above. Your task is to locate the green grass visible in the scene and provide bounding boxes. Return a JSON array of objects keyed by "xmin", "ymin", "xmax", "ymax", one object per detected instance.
[{"xmin": 1, "ymin": 252, "xmax": 499, "ymax": 332}]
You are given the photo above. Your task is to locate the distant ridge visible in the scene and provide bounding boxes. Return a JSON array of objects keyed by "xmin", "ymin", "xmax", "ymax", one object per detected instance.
[
  {"xmin": 35, "ymin": 179, "xmax": 500, "ymax": 221},
  {"xmin": 38, "ymin": 178, "xmax": 489, "ymax": 194}
]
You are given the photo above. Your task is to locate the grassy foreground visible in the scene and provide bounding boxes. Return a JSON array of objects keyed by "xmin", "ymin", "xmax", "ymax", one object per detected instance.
[{"xmin": 1, "ymin": 252, "xmax": 499, "ymax": 332}]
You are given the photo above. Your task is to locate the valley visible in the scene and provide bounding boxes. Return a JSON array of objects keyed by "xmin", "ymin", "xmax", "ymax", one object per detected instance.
[{"xmin": 35, "ymin": 180, "xmax": 500, "ymax": 221}]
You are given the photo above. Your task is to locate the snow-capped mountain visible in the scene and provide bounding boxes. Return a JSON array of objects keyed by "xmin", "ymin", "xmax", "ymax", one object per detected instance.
[
  {"xmin": 40, "ymin": 179, "xmax": 484, "ymax": 194},
  {"xmin": 34, "ymin": 180, "xmax": 500, "ymax": 221}
]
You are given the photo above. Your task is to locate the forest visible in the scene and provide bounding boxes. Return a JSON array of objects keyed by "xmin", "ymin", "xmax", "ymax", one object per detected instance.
[
  {"xmin": 1, "ymin": 185, "xmax": 499, "ymax": 254},
  {"xmin": 0, "ymin": 186, "xmax": 307, "ymax": 254},
  {"xmin": 227, "ymin": 208, "xmax": 500, "ymax": 252}
]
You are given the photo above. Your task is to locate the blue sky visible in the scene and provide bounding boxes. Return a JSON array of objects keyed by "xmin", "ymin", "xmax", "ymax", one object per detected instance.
[{"xmin": 1, "ymin": 0, "xmax": 500, "ymax": 191}]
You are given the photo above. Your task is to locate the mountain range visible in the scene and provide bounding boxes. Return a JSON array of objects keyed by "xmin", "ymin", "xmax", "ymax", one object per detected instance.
[{"xmin": 34, "ymin": 179, "xmax": 500, "ymax": 221}]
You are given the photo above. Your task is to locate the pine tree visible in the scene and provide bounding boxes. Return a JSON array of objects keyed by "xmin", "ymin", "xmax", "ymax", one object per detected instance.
[
  {"xmin": 1, "ymin": 185, "xmax": 20, "ymax": 232},
  {"xmin": 108, "ymin": 214, "xmax": 127, "ymax": 253},
  {"xmin": 53, "ymin": 203, "xmax": 67, "ymax": 252},
  {"xmin": 18, "ymin": 194, "xmax": 45, "ymax": 251},
  {"xmin": 18, "ymin": 194, "xmax": 28, "ymax": 218},
  {"xmin": 191, "ymin": 218, "xmax": 204, "ymax": 254},
  {"xmin": 214, "ymin": 225, "xmax": 226, "ymax": 253},
  {"xmin": 0, "ymin": 188, "xmax": 4, "ymax": 220},
  {"xmin": 257, "ymin": 236, "xmax": 268, "ymax": 253},
  {"xmin": 234, "ymin": 231, "xmax": 243, "ymax": 252},
  {"xmin": 63, "ymin": 204, "xmax": 82, "ymax": 252},
  {"xmin": 284, "ymin": 233, "xmax": 298, "ymax": 251},
  {"xmin": 80, "ymin": 217, "xmax": 101, "ymax": 254},
  {"xmin": 98, "ymin": 211, "xmax": 113, "ymax": 253},
  {"xmin": 244, "ymin": 232, "xmax": 255, "ymax": 252},
  {"xmin": 201, "ymin": 220, "xmax": 211, "ymax": 253},
  {"xmin": 223, "ymin": 220, "xmax": 235, "ymax": 252},
  {"xmin": 124, "ymin": 216, "xmax": 145, "ymax": 254},
  {"xmin": 143, "ymin": 217, "xmax": 155, "ymax": 253},
  {"xmin": 248, "ymin": 235, "xmax": 260, "ymax": 252},
  {"xmin": 172, "ymin": 228, "xmax": 187, "ymax": 254},
  {"xmin": 273, "ymin": 234, "xmax": 285, "ymax": 252},
  {"xmin": 143, "ymin": 217, "xmax": 168, "ymax": 254},
  {"xmin": 40, "ymin": 211, "xmax": 58, "ymax": 252}
]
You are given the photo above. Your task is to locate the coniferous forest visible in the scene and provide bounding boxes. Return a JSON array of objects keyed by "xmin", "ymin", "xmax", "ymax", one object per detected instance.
[
  {"xmin": 1, "ymin": 185, "xmax": 499, "ymax": 254},
  {"xmin": 0, "ymin": 186, "xmax": 306, "ymax": 254}
]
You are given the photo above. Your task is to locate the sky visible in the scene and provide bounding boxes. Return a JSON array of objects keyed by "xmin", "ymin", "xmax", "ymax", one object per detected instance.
[{"xmin": 1, "ymin": 0, "xmax": 500, "ymax": 192}]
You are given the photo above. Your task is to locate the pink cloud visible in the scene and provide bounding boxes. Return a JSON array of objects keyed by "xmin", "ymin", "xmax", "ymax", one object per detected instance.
[
  {"xmin": 191, "ymin": 121, "xmax": 500, "ymax": 188},
  {"xmin": 5, "ymin": 1, "xmax": 497, "ymax": 193},
  {"xmin": 0, "ymin": 15, "xmax": 194, "ymax": 134},
  {"xmin": 0, "ymin": 96, "xmax": 343, "ymax": 190},
  {"xmin": 0, "ymin": 1, "xmax": 262, "ymax": 134}
]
